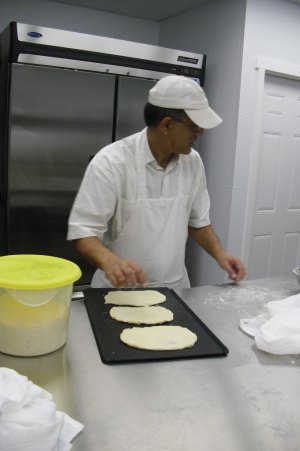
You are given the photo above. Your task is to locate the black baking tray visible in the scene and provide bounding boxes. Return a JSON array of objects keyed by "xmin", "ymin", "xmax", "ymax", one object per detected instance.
[{"xmin": 83, "ymin": 288, "xmax": 229, "ymax": 364}]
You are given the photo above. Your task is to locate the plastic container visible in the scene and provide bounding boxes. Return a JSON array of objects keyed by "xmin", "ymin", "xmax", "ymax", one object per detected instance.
[{"xmin": 0, "ymin": 254, "xmax": 81, "ymax": 356}]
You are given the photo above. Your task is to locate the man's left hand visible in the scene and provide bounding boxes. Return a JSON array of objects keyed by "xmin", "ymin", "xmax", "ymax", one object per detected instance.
[{"xmin": 217, "ymin": 253, "xmax": 246, "ymax": 282}]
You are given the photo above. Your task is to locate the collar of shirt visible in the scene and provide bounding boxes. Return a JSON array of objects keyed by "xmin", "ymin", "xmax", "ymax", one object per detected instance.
[{"xmin": 144, "ymin": 129, "xmax": 179, "ymax": 173}]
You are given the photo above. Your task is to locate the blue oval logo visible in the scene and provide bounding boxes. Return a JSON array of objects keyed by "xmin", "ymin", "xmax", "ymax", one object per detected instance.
[{"xmin": 27, "ymin": 31, "xmax": 43, "ymax": 38}]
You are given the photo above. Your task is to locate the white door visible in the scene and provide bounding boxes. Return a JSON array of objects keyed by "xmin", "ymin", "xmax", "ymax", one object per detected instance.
[{"xmin": 247, "ymin": 74, "xmax": 300, "ymax": 279}]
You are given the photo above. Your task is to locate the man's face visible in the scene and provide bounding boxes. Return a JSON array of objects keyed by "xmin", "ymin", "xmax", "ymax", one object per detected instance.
[{"xmin": 167, "ymin": 117, "xmax": 204, "ymax": 155}]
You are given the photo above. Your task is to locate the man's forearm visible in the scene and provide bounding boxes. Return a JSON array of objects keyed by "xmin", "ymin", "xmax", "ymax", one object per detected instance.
[
  {"xmin": 73, "ymin": 236, "xmax": 148, "ymax": 287},
  {"xmin": 188, "ymin": 224, "xmax": 246, "ymax": 282},
  {"xmin": 74, "ymin": 236, "xmax": 116, "ymax": 270},
  {"xmin": 188, "ymin": 224, "xmax": 226, "ymax": 261}
]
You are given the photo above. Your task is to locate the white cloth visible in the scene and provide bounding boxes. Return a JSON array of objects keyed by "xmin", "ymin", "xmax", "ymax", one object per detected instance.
[
  {"xmin": 240, "ymin": 293, "xmax": 300, "ymax": 355},
  {"xmin": 68, "ymin": 128, "xmax": 210, "ymax": 288},
  {"xmin": 0, "ymin": 367, "xmax": 84, "ymax": 451}
]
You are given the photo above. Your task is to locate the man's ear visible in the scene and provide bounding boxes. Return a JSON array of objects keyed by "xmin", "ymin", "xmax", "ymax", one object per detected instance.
[{"xmin": 160, "ymin": 116, "xmax": 173, "ymax": 135}]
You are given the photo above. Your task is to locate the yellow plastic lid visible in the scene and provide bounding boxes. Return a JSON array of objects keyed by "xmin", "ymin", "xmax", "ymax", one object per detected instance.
[{"xmin": 0, "ymin": 254, "xmax": 82, "ymax": 290}]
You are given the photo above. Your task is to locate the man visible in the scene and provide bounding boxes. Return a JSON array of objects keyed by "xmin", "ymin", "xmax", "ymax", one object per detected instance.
[{"xmin": 67, "ymin": 75, "xmax": 245, "ymax": 288}]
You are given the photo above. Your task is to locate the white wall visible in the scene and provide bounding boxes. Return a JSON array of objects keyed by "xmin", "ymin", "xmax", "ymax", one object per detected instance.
[
  {"xmin": 0, "ymin": 0, "xmax": 159, "ymax": 43},
  {"xmin": 228, "ymin": 0, "xmax": 300, "ymax": 268},
  {"xmin": 160, "ymin": 0, "xmax": 300, "ymax": 285},
  {"xmin": 159, "ymin": 0, "xmax": 247, "ymax": 285}
]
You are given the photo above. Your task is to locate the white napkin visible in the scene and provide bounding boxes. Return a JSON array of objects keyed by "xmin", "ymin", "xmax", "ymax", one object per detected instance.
[
  {"xmin": 240, "ymin": 293, "xmax": 300, "ymax": 355},
  {"xmin": 0, "ymin": 367, "xmax": 84, "ymax": 451}
]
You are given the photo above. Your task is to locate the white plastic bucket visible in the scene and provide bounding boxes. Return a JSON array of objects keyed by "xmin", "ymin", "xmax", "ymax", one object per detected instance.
[{"xmin": 0, "ymin": 254, "xmax": 81, "ymax": 356}]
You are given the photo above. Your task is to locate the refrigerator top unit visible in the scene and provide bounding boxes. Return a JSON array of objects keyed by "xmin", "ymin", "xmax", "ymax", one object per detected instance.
[{"xmin": 3, "ymin": 22, "xmax": 206, "ymax": 84}]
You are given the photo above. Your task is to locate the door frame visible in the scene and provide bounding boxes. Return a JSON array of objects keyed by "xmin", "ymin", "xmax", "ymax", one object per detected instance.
[{"xmin": 242, "ymin": 56, "xmax": 300, "ymax": 270}]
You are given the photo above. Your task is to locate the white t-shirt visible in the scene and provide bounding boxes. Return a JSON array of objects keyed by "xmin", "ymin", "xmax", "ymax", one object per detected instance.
[{"xmin": 67, "ymin": 128, "xmax": 210, "ymax": 243}]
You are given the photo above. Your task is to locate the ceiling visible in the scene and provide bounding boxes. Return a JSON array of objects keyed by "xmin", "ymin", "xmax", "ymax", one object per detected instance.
[
  {"xmin": 49, "ymin": 0, "xmax": 212, "ymax": 21},
  {"xmin": 49, "ymin": 0, "xmax": 300, "ymax": 21}
]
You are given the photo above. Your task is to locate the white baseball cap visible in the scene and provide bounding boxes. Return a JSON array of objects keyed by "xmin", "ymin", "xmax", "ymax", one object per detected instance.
[{"xmin": 148, "ymin": 75, "xmax": 222, "ymax": 129}]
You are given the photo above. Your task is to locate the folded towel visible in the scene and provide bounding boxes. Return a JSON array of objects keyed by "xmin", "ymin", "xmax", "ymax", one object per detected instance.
[
  {"xmin": 0, "ymin": 367, "xmax": 84, "ymax": 451},
  {"xmin": 240, "ymin": 293, "xmax": 300, "ymax": 355}
]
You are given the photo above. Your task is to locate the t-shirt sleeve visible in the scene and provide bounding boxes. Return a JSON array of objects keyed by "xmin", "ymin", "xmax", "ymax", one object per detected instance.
[{"xmin": 67, "ymin": 157, "xmax": 117, "ymax": 241}]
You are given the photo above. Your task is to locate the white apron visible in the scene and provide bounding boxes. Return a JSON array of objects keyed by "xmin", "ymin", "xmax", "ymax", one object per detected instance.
[{"xmin": 92, "ymin": 141, "xmax": 190, "ymax": 289}]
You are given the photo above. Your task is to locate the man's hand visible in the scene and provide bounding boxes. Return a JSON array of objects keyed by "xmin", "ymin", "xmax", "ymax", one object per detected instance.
[
  {"xmin": 189, "ymin": 225, "xmax": 246, "ymax": 283},
  {"xmin": 74, "ymin": 236, "xmax": 148, "ymax": 288},
  {"xmin": 216, "ymin": 252, "xmax": 246, "ymax": 283},
  {"xmin": 102, "ymin": 255, "xmax": 148, "ymax": 288}
]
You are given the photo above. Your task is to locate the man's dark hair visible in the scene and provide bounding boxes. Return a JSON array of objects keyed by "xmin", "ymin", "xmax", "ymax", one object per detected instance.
[{"xmin": 144, "ymin": 103, "xmax": 188, "ymax": 127}]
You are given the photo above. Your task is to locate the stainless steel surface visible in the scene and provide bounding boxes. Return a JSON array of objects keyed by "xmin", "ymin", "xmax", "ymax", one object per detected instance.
[
  {"xmin": 1, "ymin": 277, "xmax": 299, "ymax": 451},
  {"xmin": 17, "ymin": 23, "xmax": 204, "ymax": 69},
  {"xmin": 18, "ymin": 54, "xmax": 171, "ymax": 79},
  {"xmin": 8, "ymin": 64, "xmax": 115, "ymax": 283},
  {"xmin": 116, "ymin": 77, "xmax": 155, "ymax": 140}
]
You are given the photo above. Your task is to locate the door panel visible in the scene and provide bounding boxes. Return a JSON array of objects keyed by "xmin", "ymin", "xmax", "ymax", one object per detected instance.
[
  {"xmin": 8, "ymin": 64, "xmax": 115, "ymax": 284},
  {"xmin": 115, "ymin": 77, "xmax": 156, "ymax": 140},
  {"xmin": 248, "ymin": 74, "xmax": 300, "ymax": 279}
]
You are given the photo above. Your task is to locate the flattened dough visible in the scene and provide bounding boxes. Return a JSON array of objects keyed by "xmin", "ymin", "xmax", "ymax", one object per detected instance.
[
  {"xmin": 104, "ymin": 290, "xmax": 166, "ymax": 306},
  {"xmin": 120, "ymin": 325, "xmax": 197, "ymax": 351},
  {"xmin": 110, "ymin": 306, "xmax": 173, "ymax": 325}
]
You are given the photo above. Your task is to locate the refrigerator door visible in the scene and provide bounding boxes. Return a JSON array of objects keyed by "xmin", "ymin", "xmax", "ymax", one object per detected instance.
[
  {"xmin": 8, "ymin": 64, "xmax": 115, "ymax": 284},
  {"xmin": 115, "ymin": 76, "xmax": 156, "ymax": 140}
]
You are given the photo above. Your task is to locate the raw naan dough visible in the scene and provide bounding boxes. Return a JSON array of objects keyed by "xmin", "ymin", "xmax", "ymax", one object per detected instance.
[
  {"xmin": 104, "ymin": 290, "xmax": 166, "ymax": 306},
  {"xmin": 109, "ymin": 306, "xmax": 173, "ymax": 325},
  {"xmin": 120, "ymin": 325, "xmax": 197, "ymax": 351}
]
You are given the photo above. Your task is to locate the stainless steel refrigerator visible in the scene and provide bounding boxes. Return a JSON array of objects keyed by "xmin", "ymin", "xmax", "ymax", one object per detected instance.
[{"xmin": 0, "ymin": 23, "xmax": 206, "ymax": 285}]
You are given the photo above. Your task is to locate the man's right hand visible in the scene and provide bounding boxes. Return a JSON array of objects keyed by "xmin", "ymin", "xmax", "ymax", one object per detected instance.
[
  {"xmin": 102, "ymin": 255, "xmax": 148, "ymax": 288},
  {"xmin": 74, "ymin": 236, "xmax": 148, "ymax": 288}
]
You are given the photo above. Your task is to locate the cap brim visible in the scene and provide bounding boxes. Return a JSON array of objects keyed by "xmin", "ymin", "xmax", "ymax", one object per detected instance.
[{"xmin": 185, "ymin": 106, "xmax": 222, "ymax": 129}]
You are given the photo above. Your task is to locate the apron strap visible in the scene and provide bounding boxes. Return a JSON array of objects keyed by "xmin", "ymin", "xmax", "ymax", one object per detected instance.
[{"xmin": 136, "ymin": 133, "xmax": 148, "ymax": 199}]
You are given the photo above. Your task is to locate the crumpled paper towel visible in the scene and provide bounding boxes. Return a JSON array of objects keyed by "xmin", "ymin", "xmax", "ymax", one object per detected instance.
[
  {"xmin": 0, "ymin": 367, "xmax": 84, "ymax": 451},
  {"xmin": 240, "ymin": 293, "xmax": 300, "ymax": 354}
]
